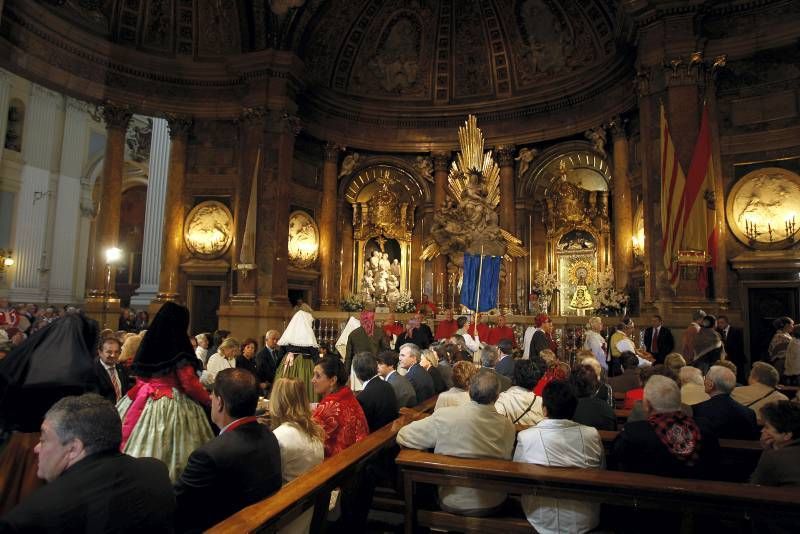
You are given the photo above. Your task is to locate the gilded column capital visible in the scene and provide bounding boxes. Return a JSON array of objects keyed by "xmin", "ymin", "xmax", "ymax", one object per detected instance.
[
  {"xmin": 432, "ymin": 151, "xmax": 450, "ymax": 172},
  {"xmin": 609, "ymin": 115, "xmax": 628, "ymax": 141},
  {"xmin": 634, "ymin": 67, "xmax": 652, "ymax": 97},
  {"xmin": 165, "ymin": 114, "xmax": 193, "ymax": 139},
  {"xmin": 324, "ymin": 142, "xmax": 343, "ymax": 162},
  {"xmin": 495, "ymin": 145, "xmax": 516, "ymax": 167},
  {"xmin": 281, "ymin": 112, "xmax": 302, "ymax": 136},
  {"xmin": 239, "ymin": 106, "xmax": 268, "ymax": 125},
  {"xmin": 101, "ymin": 104, "xmax": 133, "ymax": 130}
]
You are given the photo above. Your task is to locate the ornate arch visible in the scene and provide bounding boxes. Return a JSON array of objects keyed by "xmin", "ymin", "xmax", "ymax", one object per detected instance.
[
  {"xmin": 339, "ymin": 157, "xmax": 431, "ymax": 204},
  {"xmin": 518, "ymin": 140, "xmax": 611, "ymax": 198}
]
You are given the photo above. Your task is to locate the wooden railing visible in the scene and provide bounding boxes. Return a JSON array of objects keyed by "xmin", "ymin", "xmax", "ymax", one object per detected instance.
[{"xmin": 207, "ymin": 395, "xmax": 438, "ymax": 533}]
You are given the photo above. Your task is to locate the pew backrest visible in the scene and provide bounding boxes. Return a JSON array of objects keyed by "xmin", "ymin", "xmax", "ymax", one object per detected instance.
[{"xmin": 208, "ymin": 395, "xmax": 439, "ymax": 533}]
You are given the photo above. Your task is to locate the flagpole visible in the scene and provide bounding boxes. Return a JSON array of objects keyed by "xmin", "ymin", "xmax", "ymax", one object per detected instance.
[{"xmin": 474, "ymin": 245, "xmax": 484, "ymax": 337}]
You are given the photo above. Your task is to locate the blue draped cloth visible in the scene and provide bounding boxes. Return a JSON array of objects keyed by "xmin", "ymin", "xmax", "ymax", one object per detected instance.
[{"xmin": 460, "ymin": 253, "xmax": 501, "ymax": 312}]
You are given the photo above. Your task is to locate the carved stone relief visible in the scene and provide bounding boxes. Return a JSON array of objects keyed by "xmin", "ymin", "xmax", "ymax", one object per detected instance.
[
  {"xmin": 346, "ymin": 1, "xmax": 435, "ymax": 98},
  {"xmin": 184, "ymin": 201, "xmax": 234, "ymax": 259},
  {"xmin": 452, "ymin": 0, "xmax": 492, "ymax": 98}
]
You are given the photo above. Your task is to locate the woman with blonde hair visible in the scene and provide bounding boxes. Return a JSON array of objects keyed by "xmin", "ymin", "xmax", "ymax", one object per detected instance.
[
  {"xmin": 664, "ymin": 352, "xmax": 687, "ymax": 373},
  {"xmin": 420, "ymin": 348, "xmax": 447, "ymax": 394},
  {"xmin": 203, "ymin": 337, "xmax": 240, "ymax": 386},
  {"xmin": 271, "ymin": 378, "xmax": 325, "ymax": 534}
]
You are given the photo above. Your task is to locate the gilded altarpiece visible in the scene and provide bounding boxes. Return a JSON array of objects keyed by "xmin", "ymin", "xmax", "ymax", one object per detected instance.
[
  {"xmin": 542, "ymin": 159, "xmax": 612, "ymax": 315},
  {"xmin": 347, "ymin": 166, "xmax": 421, "ymax": 306}
]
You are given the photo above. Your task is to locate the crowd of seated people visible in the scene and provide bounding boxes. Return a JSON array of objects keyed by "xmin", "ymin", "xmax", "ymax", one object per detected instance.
[{"xmin": 2, "ymin": 303, "xmax": 800, "ymax": 533}]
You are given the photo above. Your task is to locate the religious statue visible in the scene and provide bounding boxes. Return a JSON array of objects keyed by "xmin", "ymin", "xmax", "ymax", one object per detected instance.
[
  {"xmin": 552, "ymin": 160, "xmax": 588, "ymax": 225},
  {"xmin": 414, "ymin": 156, "xmax": 434, "ymax": 182},
  {"xmin": 339, "ymin": 152, "xmax": 360, "ymax": 178},
  {"xmin": 585, "ymin": 126, "xmax": 607, "ymax": 157},
  {"xmin": 569, "ymin": 278, "xmax": 594, "ymax": 314},
  {"xmin": 423, "ymin": 115, "xmax": 527, "ymax": 263},
  {"xmin": 567, "ymin": 260, "xmax": 596, "ymax": 316},
  {"xmin": 515, "ymin": 147, "xmax": 538, "ymax": 179},
  {"xmin": 360, "ymin": 247, "xmax": 401, "ymax": 305}
]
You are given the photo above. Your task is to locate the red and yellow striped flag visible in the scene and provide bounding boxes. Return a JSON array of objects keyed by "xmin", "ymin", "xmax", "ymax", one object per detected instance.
[
  {"xmin": 682, "ymin": 105, "xmax": 718, "ymax": 290},
  {"xmin": 660, "ymin": 105, "xmax": 687, "ymax": 289}
]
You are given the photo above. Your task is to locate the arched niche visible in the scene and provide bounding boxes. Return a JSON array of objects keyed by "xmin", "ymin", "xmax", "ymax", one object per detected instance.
[
  {"xmin": 518, "ymin": 140, "xmax": 611, "ymax": 198},
  {"xmin": 517, "ymin": 141, "xmax": 612, "ymax": 314},
  {"xmin": 340, "ymin": 162, "xmax": 430, "ymax": 307}
]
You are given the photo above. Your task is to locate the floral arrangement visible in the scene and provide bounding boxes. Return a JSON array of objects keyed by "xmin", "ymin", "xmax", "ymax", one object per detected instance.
[
  {"xmin": 394, "ymin": 291, "xmax": 416, "ymax": 313},
  {"xmin": 593, "ymin": 268, "xmax": 629, "ymax": 315},
  {"xmin": 340, "ymin": 294, "xmax": 364, "ymax": 312},
  {"xmin": 532, "ymin": 270, "xmax": 559, "ymax": 297}
]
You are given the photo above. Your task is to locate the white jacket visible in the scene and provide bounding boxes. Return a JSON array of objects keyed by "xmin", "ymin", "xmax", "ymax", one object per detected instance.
[{"xmin": 514, "ymin": 419, "xmax": 605, "ymax": 534}]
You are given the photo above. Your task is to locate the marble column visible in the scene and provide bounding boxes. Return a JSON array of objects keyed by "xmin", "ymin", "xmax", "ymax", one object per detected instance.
[
  {"xmin": 130, "ymin": 118, "xmax": 170, "ymax": 306},
  {"xmin": 0, "ymin": 69, "xmax": 10, "ymax": 167},
  {"xmin": 706, "ymin": 78, "xmax": 729, "ymax": 306},
  {"xmin": 48, "ymin": 98, "xmax": 90, "ymax": 303},
  {"xmin": 432, "ymin": 151, "xmax": 449, "ymax": 310},
  {"xmin": 87, "ymin": 105, "xmax": 132, "ymax": 297},
  {"xmin": 11, "ymin": 85, "xmax": 64, "ymax": 302},
  {"xmin": 268, "ymin": 114, "xmax": 299, "ymax": 305},
  {"xmin": 496, "ymin": 145, "xmax": 516, "ymax": 312},
  {"xmin": 154, "ymin": 116, "xmax": 191, "ymax": 302},
  {"xmin": 255, "ymin": 111, "xmax": 298, "ymax": 308},
  {"xmin": 319, "ymin": 142, "xmax": 340, "ymax": 310},
  {"xmin": 610, "ymin": 118, "xmax": 633, "ymax": 289}
]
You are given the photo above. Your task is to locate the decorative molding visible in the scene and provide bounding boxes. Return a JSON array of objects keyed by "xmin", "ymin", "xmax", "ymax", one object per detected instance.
[
  {"xmin": 239, "ymin": 106, "xmax": 268, "ymax": 125},
  {"xmin": 165, "ymin": 114, "xmax": 192, "ymax": 139},
  {"xmin": 609, "ymin": 115, "xmax": 627, "ymax": 140},
  {"xmin": 324, "ymin": 142, "xmax": 343, "ymax": 162},
  {"xmin": 495, "ymin": 145, "xmax": 516, "ymax": 167},
  {"xmin": 101, "ymin": 104, "xmax": 133, "ymax": 130},
  {"xmin": 281, "ymin": 112, "xmax": 302, "ymax": 136},
  {"xmin": 432, "ymin": 152, "xmax": 450, "ymax": 172}
]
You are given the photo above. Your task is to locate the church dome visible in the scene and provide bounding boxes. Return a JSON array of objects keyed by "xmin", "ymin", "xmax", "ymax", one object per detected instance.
[{"xmin": 1, "ymin": 0, "xmax": 636, "ymax": 148}]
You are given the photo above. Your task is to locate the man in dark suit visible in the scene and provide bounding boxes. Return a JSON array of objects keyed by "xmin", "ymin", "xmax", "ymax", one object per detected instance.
[
  {"xmin": 643, "ymin": 315, "xmax": 674, "ymax": 364},
  {"xmin": 494, "ymin": 339, "xmax": 515, "ymax": 381},
  {"xmin": 353, "ymin": 352, "xmax": 399, "ymax": 432},
  {"xmin": 175, "ymin": 368, "xmax": 282, "ymax": 532},
  {"xmin": 398, "ymin": 343, "xmax": 435, "ymax": 404},
  {"xmin": 93, "ymin": 337, "xmax": 132, "ymax": 403},
  {"xmin": 612, "ymin": 376, "xmax": 719, "ymax": 480},
  {"xmin": 607, "ymin": 352, "xmax": 641, "ymax": 394},
  {"xmin": 478, "ymin": 346, "xmax": 512, "ymax": 392},
  {"xmin": 717, "ymin": 315, "xmax": 748, "ymax": 383},
  {"xmin": 693, "ymin": 365, "xmax": 760, "ymax": 440},
  {"xmin": 376, "ymin": 350, "xmax": 416, "ymax": 408},
  {"xmin": 255, "ymin": 329, "xmax": 281, "ymax": 391},
  {"xmin": 0, "ymin": 394, "xmax": 174, "ymax": 531}
]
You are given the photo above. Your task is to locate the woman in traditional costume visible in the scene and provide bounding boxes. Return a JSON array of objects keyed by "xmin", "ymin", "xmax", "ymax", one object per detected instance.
[
  {"xmin": 0, "ymin": 314, "xmax": 99, "ymax": 513},
  {"xmin": 118, "ymin": 302, "xmax": 213, "ymax": 481},
  {"xmin": 274, "ymin": 309, "xmax": 319, "ymax": 401}
]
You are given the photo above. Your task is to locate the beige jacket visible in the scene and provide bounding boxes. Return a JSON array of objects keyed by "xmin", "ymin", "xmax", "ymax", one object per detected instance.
[
  {"xmin": 732, "ymin": 383, "xmax": 788, "ymax": 424},
  {"xmin": 397, "ymin": 401, "xmax": 515, "ymax": 513}
]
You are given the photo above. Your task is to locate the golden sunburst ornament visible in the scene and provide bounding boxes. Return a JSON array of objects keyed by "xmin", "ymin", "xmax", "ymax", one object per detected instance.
[{"xmin": 567, "ymin": 259, "xmax": 596, "ymax": 285}]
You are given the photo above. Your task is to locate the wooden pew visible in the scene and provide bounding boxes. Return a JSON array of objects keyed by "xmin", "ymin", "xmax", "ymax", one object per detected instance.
[
  {"xmin": 397, "ymin": 449, "xmax": 800, "ymax": 534},
  {"xmin": 208, "ymin": 395, "xmax": 439, "ymax": 533}
]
